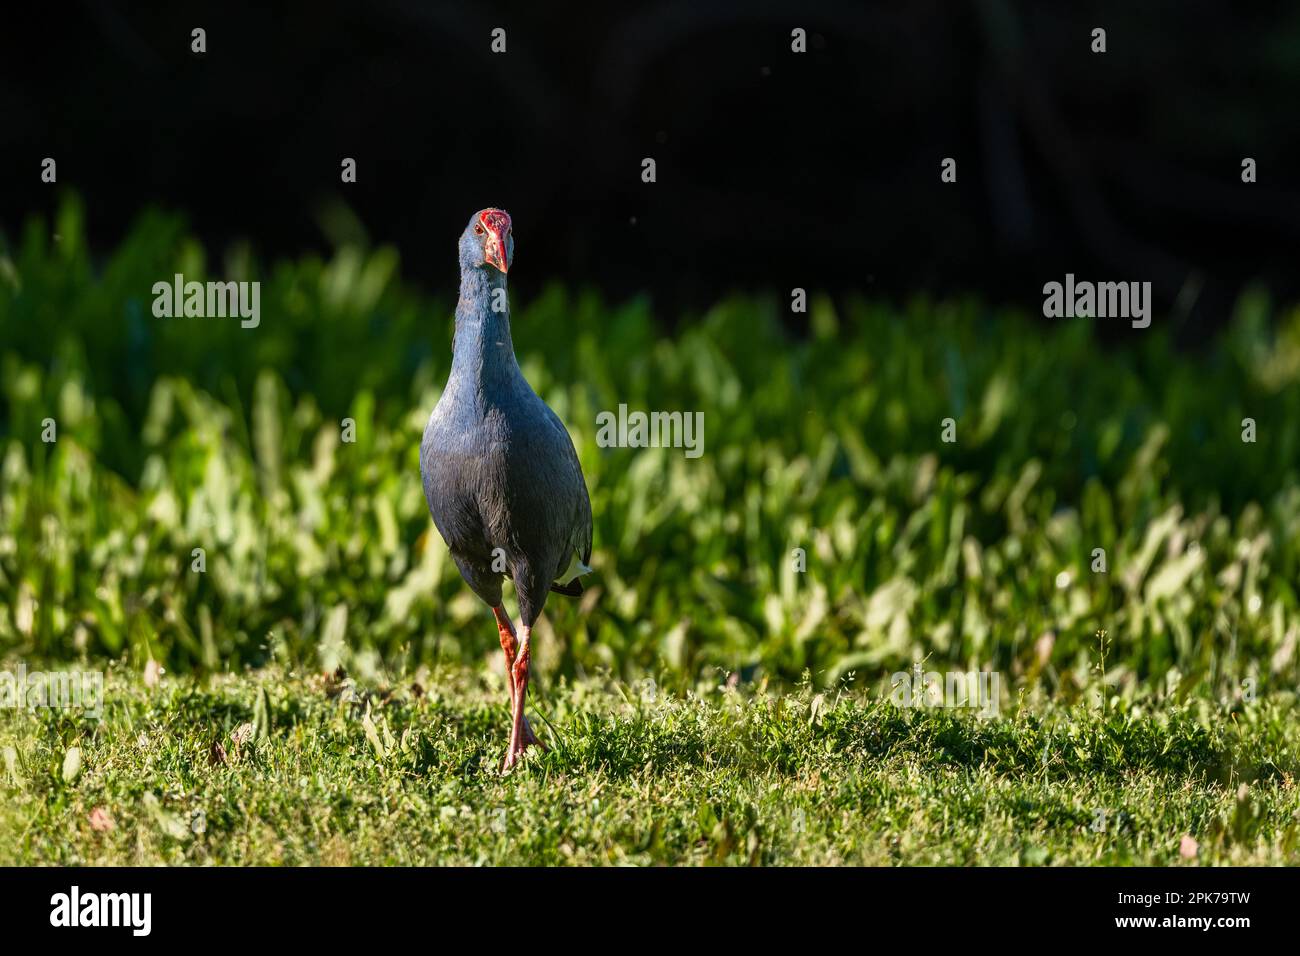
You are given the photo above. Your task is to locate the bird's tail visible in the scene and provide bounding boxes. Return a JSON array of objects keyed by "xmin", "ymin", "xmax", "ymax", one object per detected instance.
[
  {"xmin": 549, "ymin": 579, "xmax": 584, "ymax": 598},
  {"xmin": 551, "ymin": 550, "xmax": 591, "ymax": 598}
]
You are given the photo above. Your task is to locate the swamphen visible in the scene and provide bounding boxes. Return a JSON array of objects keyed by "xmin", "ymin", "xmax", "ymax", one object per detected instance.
[{"xmin": 420, "ymin": 208, "xmax": 592, "ymax": 771}]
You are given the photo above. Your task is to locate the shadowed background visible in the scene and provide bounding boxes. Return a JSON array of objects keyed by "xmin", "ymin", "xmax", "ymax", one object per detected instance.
[{"xmin": 2, "ymin": 0, "xmax": 1299, "ymax": 330}]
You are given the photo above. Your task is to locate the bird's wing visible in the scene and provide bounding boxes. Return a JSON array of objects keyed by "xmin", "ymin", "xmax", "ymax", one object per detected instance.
[
  {"xmin": 420, "ymin": 405, "xmax": 498, "ymax": 565},
  {"xmin": 542, "ymin": 403, "xmax": 593, "ymax": 581}
]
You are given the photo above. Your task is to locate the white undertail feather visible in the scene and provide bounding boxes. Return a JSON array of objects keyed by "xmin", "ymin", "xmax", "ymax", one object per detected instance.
[{"xmin": 555, "ymin": 550, "xmax": 593, "ymax": 586}]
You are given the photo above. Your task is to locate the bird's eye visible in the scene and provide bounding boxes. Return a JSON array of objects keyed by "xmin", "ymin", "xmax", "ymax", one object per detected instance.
[{"xmin": 474, "ymin": 224, "xmax": 485, "ymax": 236}]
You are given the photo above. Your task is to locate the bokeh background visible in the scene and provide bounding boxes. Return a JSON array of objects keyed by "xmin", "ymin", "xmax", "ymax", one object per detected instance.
[
  {"xmin": 4, "ymin": 1, "xmax": 1300, "ymax": 325},
  {"xmin": 2, "ymin": 1, "xmax": 1300, "ymax": 702}
]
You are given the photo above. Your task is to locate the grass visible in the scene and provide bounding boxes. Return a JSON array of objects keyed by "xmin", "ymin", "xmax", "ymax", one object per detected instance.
[
  {"xmin": 3, "ymin": 667, "xmax": 1298, "ymax": 866},
  {"xmin": 3, "ymin": 197, "xmax": 1300, "ymax": 865},
  {"xmin": 4, "ymin": 198, "xmax": 1300, "ymax": 696}
]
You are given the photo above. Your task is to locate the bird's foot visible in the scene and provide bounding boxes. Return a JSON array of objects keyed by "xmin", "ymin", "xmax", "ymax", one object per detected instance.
[
  {"xmin": 522, "ymin": 713, "xmax": 546, "ymax": 750},
  {"xmin": 501, "ymin": 716, "xmax": 545, "ymax": 772},
  {"xmin": 501, "ymin": 741, "xmax": 531, "ymax": 772}
]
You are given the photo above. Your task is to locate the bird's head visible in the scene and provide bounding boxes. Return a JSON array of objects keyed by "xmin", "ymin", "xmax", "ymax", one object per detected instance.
[{"xmin": 460, "ymin": 208, "xmax": 514, "ymax": 275}]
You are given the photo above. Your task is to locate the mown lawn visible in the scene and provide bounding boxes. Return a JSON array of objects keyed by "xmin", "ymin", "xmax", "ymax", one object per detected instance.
[{"xmin": 2, "ymin": 666, "xmax": 1297, "ymax": 866}]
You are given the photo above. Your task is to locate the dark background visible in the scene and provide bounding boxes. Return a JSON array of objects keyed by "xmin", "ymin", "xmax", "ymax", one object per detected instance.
[{"xmin": 3, "ymin": 0, "xmax": 1299, "ymax": 333}]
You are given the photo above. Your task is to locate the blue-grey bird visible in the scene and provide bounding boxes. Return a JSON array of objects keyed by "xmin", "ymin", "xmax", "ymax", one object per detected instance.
[{"xmin": 420, "ymin": 208, "xmax": 592, "ymax": 771}]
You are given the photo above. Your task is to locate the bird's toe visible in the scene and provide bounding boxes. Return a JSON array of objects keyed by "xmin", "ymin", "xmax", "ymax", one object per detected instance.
[{"xmin": 521, "ymin": 715, "xmax": 546, "ymax": 750}]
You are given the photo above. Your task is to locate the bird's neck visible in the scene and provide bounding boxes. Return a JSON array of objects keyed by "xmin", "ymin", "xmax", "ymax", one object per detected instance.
[{"xmin": 451, "ymin": 266, "xmax": 518, "ymax": 386}]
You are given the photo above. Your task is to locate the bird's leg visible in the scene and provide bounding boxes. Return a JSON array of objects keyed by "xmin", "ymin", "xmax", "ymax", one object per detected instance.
[
  {"xmin": 504, "ymin": 624, "xmax": 537, "ymax": 770},
  {"xmin": 492, "ymin": 605, "xmax": 519, "ymax": 708},
  {"xmin": 494, "ymin": 611, "xmax": 542, "ymax": 772}
]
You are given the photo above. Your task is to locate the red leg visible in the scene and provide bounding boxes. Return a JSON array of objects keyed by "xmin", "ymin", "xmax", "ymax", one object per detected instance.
[
  {"xmin": 495, "ymin": 613, "xmax": 543, "ymax": 772},
  {"xmin": 492, "ymin": 605, "xmax": 518, "ymax": 708},
  {"xmin": 504, "ymin": 625, "xmax": 536, "ymax": 770}
]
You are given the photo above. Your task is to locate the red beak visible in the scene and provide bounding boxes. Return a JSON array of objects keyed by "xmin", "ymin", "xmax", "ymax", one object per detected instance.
[
  {"xmin": 480, "ymin": 211, "xmax": 511, "ymax": 273},
  {"xmin": 484, "ymin": 231, "xmax": 508, "ymax": 273}
]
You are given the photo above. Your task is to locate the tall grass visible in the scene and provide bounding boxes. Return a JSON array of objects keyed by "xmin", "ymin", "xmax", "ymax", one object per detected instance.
[{"xmin": 2, "ymin": 197, "xmax": 1300, "ymax": 704}]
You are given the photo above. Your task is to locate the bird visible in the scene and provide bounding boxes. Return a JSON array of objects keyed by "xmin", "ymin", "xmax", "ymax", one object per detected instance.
[{"xmin": 420, "ymin": 208, "xmax": 593, "ymax": 772}]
